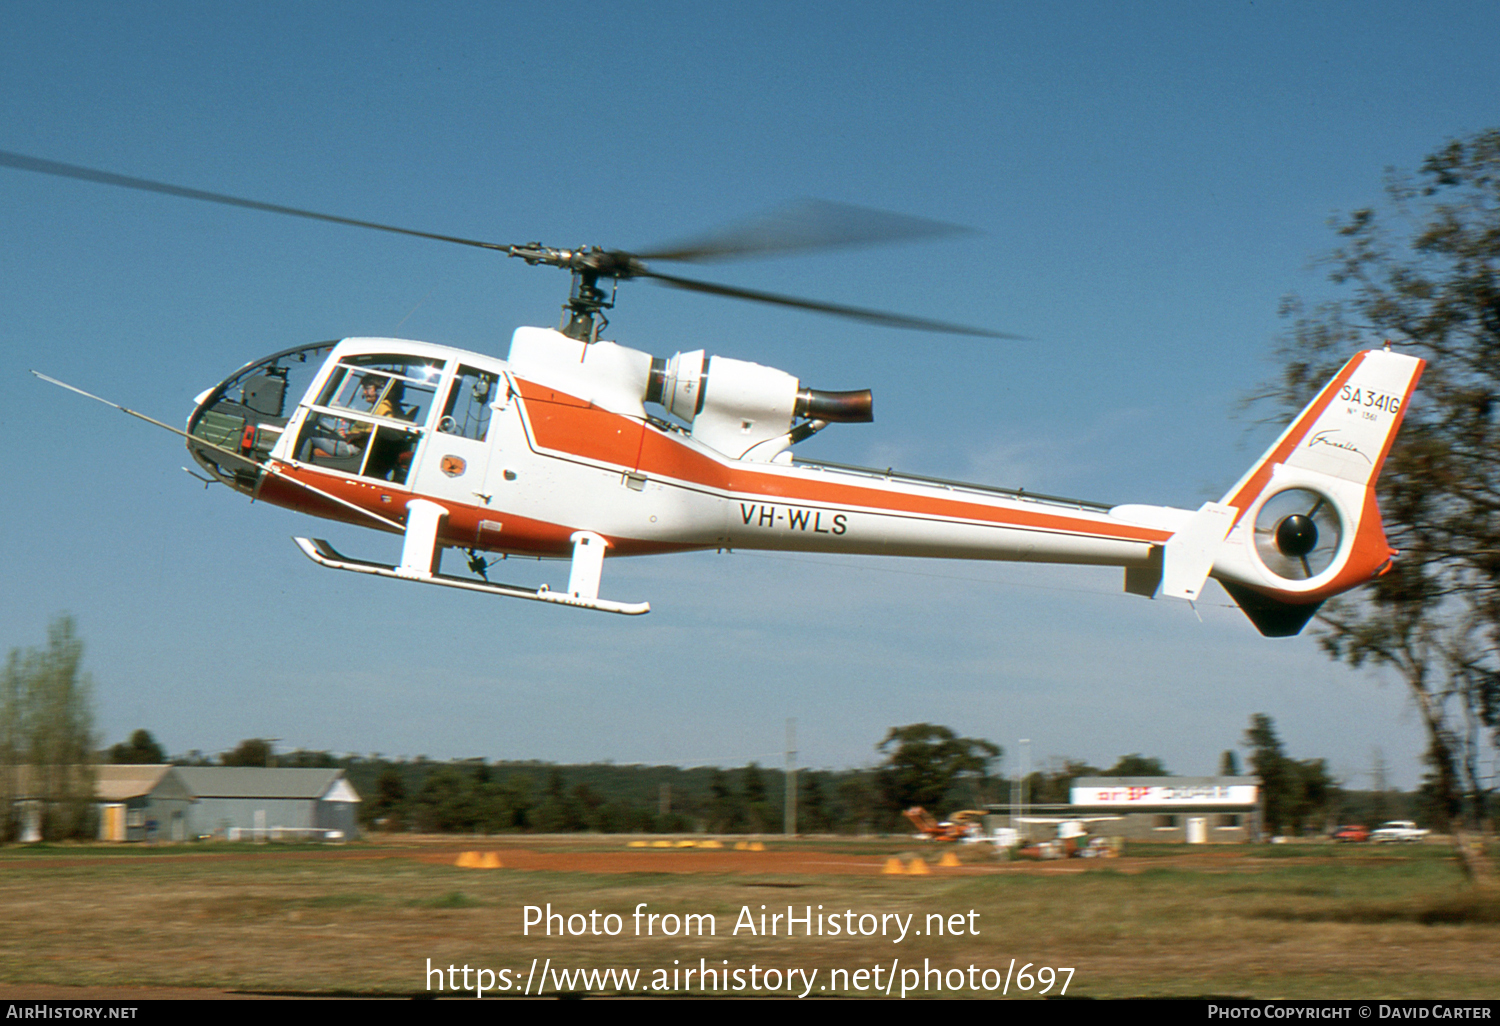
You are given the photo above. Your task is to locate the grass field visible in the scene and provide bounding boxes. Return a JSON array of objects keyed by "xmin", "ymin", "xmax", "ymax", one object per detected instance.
[{"xmin": 1, "ymin": 836, "xmax": 1496, "ymax": 999}]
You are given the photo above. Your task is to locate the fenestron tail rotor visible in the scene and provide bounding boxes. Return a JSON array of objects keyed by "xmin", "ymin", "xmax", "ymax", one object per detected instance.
[
  {"xmin": 1253, "ymin": 488, "xmax": 1343, "ymax": 581},
  {"xmin": 0, "ymin": 150, "xmax": 1018, "ymax": 342}
]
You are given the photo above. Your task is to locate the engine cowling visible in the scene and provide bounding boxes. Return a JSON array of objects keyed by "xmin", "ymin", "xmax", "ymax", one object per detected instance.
[
  {"xmin": 648, "ymin": 352, "xmax": 872, "ymax": 459},
  {"xmin": 507, "ymin": 327, "xmax": 870, "ymax": 461}
]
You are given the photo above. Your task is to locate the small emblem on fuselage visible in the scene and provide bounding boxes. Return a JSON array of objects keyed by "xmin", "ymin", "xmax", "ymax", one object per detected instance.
[{"xmin": 441, "ymin": 455, "xmax": 467, "ymax": 477}]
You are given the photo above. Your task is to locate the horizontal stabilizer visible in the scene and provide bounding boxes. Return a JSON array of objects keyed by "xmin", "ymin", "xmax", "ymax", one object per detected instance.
[{"xmin": 293, "ymin": 538, "xmax": 650, "ymax": 615}]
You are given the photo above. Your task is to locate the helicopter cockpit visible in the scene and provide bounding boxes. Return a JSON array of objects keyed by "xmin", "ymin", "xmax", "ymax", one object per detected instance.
[{"xmin": 188, "ymin": 341, "xmax": 464, "ymax": 491}]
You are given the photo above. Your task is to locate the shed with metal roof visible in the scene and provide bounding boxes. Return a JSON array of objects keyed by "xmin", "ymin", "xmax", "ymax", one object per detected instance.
[{"xmin": 172, "ymin": 767, "xmax": 361, "ymax": 840}]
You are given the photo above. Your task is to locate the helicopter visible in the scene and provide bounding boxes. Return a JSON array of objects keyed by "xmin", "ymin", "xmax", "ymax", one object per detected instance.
[{"xmin": 7, "ymin": 150, "xmax": 1423, "ymax": 635}]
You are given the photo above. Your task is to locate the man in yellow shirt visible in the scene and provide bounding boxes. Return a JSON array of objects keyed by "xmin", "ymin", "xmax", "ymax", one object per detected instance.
[{"xmin": 309, "ymin": 375, "xmax": 401, "ymax": 461}]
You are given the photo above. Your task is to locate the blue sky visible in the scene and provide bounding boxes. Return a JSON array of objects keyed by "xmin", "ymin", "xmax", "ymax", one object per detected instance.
[{"xmin": 3, "ymin": 2, "xmax": 1496, "ymax": 788}]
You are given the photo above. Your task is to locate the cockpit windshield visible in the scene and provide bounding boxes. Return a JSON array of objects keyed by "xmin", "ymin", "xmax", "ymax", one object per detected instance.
[{"xmin": 187, "ymin": 341, "xmax": 337, "ymax": 482}]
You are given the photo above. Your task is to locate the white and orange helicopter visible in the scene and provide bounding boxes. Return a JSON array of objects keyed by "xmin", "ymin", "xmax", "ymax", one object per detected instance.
[{"xmin": 9, "ymin": 151, "xmax": 1423, "ymax": 634}]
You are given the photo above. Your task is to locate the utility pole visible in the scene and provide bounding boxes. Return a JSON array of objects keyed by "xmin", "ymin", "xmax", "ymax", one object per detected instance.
[
  {"xmin": 785, "ymin": 718, "xmax": 797, "ymax": 836},
  {"xmin": 1019, "ymin": 738, "xmax": 1031, "ymax": 841}
]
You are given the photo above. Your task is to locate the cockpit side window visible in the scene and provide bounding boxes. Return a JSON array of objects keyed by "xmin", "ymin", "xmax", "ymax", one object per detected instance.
[
  {"xmin": 295, "ymin": 353, "xmax": 442, "ymax": 485},
  {"xmin": 317, "ymin": 355, "xmax": 441, "ymax": 427},
  {"xmin": 296, "ymin": 409, "xmax": 422, "ymax": 485}
]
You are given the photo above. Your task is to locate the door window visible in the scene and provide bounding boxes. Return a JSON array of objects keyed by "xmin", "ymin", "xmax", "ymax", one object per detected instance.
[{"xmin": 437, "ymin": 366, "xmax": 500, "ymax": 442}]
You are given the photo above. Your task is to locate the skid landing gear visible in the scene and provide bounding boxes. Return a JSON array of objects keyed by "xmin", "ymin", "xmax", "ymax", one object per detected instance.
[{"xmin": 293, "ymin": 502, "xmax": 648, "ymax": 615}]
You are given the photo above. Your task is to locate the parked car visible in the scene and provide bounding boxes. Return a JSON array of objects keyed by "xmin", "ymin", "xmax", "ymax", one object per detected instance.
[
  {"xmin": 1332, "ymin": 824, "xmax": 1369, "ymax": 843},
  {"xmin": 1370, "ymin": 820, "xmax": 1428, "ymax": 843}
]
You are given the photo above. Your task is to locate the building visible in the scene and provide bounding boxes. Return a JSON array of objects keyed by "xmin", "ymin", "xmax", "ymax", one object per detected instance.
[
  {"xmin": 1069, "ymin": 776, "xmax": 1260, "ymax": 842},
  {"xmin": 7, "ymin": 765, "xmax": 362, "ymax": 842},
  {"xmin": 171, "ymin": 767, "xmax": 361, "ymax": 840},
  {"xmin": 96, "ymin": 764, "xmax": 195, "ymax": 842}
]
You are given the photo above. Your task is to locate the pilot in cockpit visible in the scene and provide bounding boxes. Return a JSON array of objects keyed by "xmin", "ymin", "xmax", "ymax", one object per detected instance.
[{"xmin": 309, "ymin": 374, "xmax": 402, "ymax": 461}]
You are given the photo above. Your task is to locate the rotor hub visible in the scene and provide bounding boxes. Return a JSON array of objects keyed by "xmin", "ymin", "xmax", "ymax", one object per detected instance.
[{"xmin": 1274, "ymin": 513, "xmax": 1319, "ymax": 557}]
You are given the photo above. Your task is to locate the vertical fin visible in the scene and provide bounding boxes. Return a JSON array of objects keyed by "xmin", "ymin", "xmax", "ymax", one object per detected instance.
[
  {"xmin": 1221, "ymin": 349, "xmax": 1424, "ymax": 515},
  {"xmin": 1212, "ymin": 348, "xmax": 1424, "ymax": 636}
]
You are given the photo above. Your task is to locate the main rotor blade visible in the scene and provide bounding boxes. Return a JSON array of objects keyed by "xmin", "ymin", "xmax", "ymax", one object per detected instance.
[
  {"xmin": 636, "ymin": 199, "xmax": 974, "ymax": 264},
  {"xmin": 0, "ymin": 150, "xmax": 511, "ymax": 253},
  {"xmin": 641, "ymin": 269, "xmax": 1024, "ymax": 339},
  {"xmin": 3, "ymin": 150, "xmax": 1024, "ymax": 337}
]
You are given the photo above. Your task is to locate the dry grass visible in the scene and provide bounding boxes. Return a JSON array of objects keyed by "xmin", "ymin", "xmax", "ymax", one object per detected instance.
[{"xmin": 0, "ymin": 836, "xmax": 1495, "ymax": 999}]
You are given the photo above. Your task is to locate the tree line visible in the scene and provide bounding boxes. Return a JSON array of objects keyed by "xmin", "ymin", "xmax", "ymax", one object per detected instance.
[
  {"xmin": 104, "ymin": 717, "xmax": 1421, "ymax": 836},
  {"xmin": 304, "ymin": 724, "xmax": 1010, "ymax": 835}
]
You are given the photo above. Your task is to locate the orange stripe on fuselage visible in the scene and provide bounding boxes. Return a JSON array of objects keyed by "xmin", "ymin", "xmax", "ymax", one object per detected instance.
[
  {"xmin": 512, "ymin": 377, "xmax": 1169, "ymax": 544},
  {"xmin": 255, "ymin": 467, "xmax": 407, "ymax": 533},
  {"xmin": 261, "ymin": 465, "xmax": 570, "ymax": 558},
  {"xmin": 258, "ymin": 462, "xmax": 689, "ymax": 558}
]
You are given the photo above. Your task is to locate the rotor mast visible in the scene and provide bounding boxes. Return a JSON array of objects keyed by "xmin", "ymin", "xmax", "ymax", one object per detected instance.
[{"xmin": 506, "ymin": 244, "xmax": 642, "ymax": 342}]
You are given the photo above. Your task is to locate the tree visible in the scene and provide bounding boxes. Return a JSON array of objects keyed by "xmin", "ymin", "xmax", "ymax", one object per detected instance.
[
  {"xmin": 875, "ymin": 723, "xmax": 1001, "ymax": 815},
  {"xmin": 415, "ymin": 765, "xmax": 477, "ymax": 832},
  {"xmin": 1220, "ymin": 750, "xmax": 1242, "ymax": 776},
  {"xmin": 834, "ymin": 773, "xmax": 878, "ymax": 834},
  {"xmin": 741, "ymin": 762, "xmax": 774, "ymax": 832},
  {"xmin": 369, "ymin": 767, "xmax": 407, "ymax": 831},
  {"xmin": 108, "ymin": 729, "xmax": 166, "ymax": 764},
  {"xmin": 1294, "ymin": 758, "xmax": 1338, "ymax": 835},
  {"xmin": 741, "ymin": 762, "xmax": 767, "ymax": 803},
  {"xmin": 1106, "ymin": 753, "xmax": 1170, "ymax": 777},
  {"xmin": 707, "ymin": 769, "xmax": 738, "ymax": 832},
  {"xmin": 1024, "ymin": 759, "xmax": 1102, "ymax": 805},
  {"xmin": 1244, "ymin": 714, "xmax": 1337, "ymax": 836},
  {"xmin": 280, "ymin": 749, "xmax": 337, "ymax": 768},
  {"xmin": 221, "ymin": 738, "xmax": 274, "ymax": 767},
  {"xmin": 1264, "ymin": 128, "xmax": 1500, "ymax": 853},
  {"xmin": 490, "ymin": 772, "xmax": 534, "ymax": 832},
  {"xmin": 799, "ymin": 771, "xmax": 830, "ymax": 832},
  {"xmin": 1245, "ymin": 714, "xmax": 1298, "ymax": 836},
  {"xmin": 0, "ymin": 616, "xmax": 98, "ymax": 840}
]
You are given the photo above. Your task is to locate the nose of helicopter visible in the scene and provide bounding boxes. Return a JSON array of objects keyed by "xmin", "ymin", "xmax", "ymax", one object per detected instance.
[{"xmin": 186, "ymin": 341, "xmax": 339, "ymax": 473}]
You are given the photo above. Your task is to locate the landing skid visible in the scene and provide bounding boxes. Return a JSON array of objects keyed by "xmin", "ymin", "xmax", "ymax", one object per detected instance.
[{"xmin": 292, "ymin": 535, "xmax": 650, "ymax": 615}]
